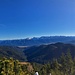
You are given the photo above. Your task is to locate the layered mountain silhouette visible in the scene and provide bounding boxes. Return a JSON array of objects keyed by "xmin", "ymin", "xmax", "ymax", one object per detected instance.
[
  {"xmin": 0, "ymin": 42, "xmax": 75, "ymax": 63},
  {"xmin": 0, "ymin": 36, "xmax": 75, "ymax": 46}
]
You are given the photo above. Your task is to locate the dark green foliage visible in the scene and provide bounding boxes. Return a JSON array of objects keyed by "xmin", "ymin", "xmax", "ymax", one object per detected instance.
[
  {"xmin": 25, "ymin": 43, "xmax": 75, "ymax": 63},
  {"xmin": 1, "ymin": 43, "xmax": 75, "ymax": 64},
  {"xmin": 32, "ymin": 51, "xmax": 75, "ymax": 75},
  {"xmin": 0, "ymin": 46, "xmax": 27, "ymax": 61}
]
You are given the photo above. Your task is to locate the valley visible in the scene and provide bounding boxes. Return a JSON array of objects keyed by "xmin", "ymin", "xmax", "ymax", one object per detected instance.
[{"xmin": 0, "ymin": 36, "xmax": 75, "ymax": 75}]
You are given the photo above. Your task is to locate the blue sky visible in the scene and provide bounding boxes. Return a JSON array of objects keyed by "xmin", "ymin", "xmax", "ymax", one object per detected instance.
[{"xmin": 0, "ymin": 0, "xmax": 75, "ymax": 39}]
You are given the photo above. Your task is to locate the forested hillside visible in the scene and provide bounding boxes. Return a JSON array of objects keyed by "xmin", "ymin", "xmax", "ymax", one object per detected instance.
[
  {"xmin": 0, "ymin": 51, "xmax": 75, "ymax": 75},
  {"xmin": 1, "ymin": 43, "xmax": 75, "ymax": 64},
  {"xmin": 25, "ymin": 43, "xmax": 75, "ymax": 63},
  {"xmin": 0, "ymin": 46, "xmax": 27, "ymax": 61},
  {"xmin": 32, "ymin": 51, "xmax": 75, "ymax": 75},
  {"xmin": 0, "ymin": 43, "xmax": 75, "ymax": 75}
]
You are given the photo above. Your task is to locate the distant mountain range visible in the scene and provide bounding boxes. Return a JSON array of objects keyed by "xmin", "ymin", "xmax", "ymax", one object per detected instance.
[{"xmin": 0, "ymin": 36, "xmax": 75, "ymax": 46}]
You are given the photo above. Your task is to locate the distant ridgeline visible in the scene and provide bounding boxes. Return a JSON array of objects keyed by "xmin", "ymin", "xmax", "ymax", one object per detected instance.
[{"xmin": 0, "ymin": 36, "xmax": 75, "ymax": 46}]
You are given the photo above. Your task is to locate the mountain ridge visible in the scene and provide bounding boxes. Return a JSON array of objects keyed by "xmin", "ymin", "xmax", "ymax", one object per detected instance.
[
  {"xmin": 24, "ymin": 42, "xmax": 75, "ymax": 63},
  {"xmin": 0, "ymin": 42, "xmax": 75, "ymax": 64},
  {"xmin": 0, "ymin": 36, "xmax": 75, "ymax": 46}
]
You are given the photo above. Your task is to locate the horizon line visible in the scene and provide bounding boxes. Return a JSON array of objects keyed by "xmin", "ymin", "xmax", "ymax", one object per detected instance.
[{"xmin": 0, "ymin": 35, "xmax": 75, "ymax": 40}]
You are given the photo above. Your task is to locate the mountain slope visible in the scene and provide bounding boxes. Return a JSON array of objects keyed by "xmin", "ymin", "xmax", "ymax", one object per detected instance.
[
  {"xmin": 0, "ymin": 43, "xmax": 75, "ymax": 64},
  {"xmin": 0, "ymin": 46, "xmax": 27, "ymax": 61},
  {"xmin": 24, "ymin": 43, "xmax": 75, "ymax": 63}
]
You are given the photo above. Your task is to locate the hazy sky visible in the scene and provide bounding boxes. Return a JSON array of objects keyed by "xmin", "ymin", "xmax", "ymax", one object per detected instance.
[{"xmin": 0, "ymin": 0, "xmax": 75, "ymax": 39}]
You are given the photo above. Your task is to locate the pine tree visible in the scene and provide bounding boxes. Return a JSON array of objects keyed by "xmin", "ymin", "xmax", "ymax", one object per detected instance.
[{"xmin": 66, "ymin": 50, "xmax": 74, "ymax": 75}]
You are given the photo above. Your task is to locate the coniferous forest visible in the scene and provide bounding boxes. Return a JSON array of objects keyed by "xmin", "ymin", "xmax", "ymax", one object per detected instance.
[
  {"xmin": 32, "ymin": 51, "xmax": 75, "ymax": 75},
  {"xmin": 0, "ymin": 42, "xmax": 75, "ymax": 75},
  {"xmin": 0, "ymin": 51, "xmax": 75, "ymax": 75}
]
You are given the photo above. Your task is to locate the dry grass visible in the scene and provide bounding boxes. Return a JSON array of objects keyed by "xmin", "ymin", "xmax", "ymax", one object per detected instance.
[{"xmin": 20, "ymin": 62, "xmax": 34, "ymax": 72}]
